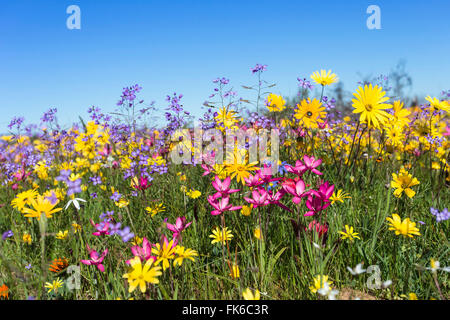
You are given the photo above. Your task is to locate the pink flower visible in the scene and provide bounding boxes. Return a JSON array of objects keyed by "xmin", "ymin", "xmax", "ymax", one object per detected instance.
[
  {"xmin": 127, "ymin": 237, "xmax": 155, "ymax": 264},
  {"xmin": 166, "ymin": 216, "xmax": 192, "ymax": 239},
  {"xmin": 314, "ymin": 181, "xmax": 334, "ymax": 201},
  {"xmin": 305, "ymin": 194, "xmax": 331, "ymax": 216},
  {"xmin": 285, "ymin": 160, "xmax": 307, "ymax": 177},
  {"xmin": 132, "ymin": 176, "xmax": 151, "ymax": 191},
  {"xmin": 267, "ymin": 189, "xmax": 291, "ymax": 212},
  {"xmin": 207, "ymin": 195, "xmax": 242, "ymax": 216},
  {"xmin": 303, "ymin": 155, "xmax": 323, "ymax": 176},
  {"xmin": 282, "ymin": 178, "xmax": 309, "ymax": 204},
  {"xmin": 91, "ymin": 220, "xmax": 110, "ymax": 236},
  {"xmin": 259, "ymin": 165, "xmax": 282, "ymax": 184},
  {"xmin": 201, "ymin": 164, "xmax": 212, "ymax": 176},
  {"xmin": 211, "ymin": 176, "xmax": 240, "ymax": 199},
  {"xmin": 80, "ymin": 244, "xmax": 108, "ymax": 272},
  {"xmin": 244, "ymin": 172, "xmax": 264, "ymax": 188},
  {"xmin": 305, "ymin": 220, "xmax": 328, "ymax": 238},
  {"xmin": 154, "ymin": 235, "xmax": 178, "ymax": 250},
  {"xmin": 443, "ymin": 126, "xmax": 450, "ymax": 137},
  {"xmin": 318, "ymin": 120, "xmax": 328, "ymax": 130},
  {"xmin": 13, "ymin": 165, "xmax": 31, "ymax": 182},
  {"xmin": 98, "ymin": 144, "xmax": 112, "ymax": 157},
  {"xmin": 244, "ymin": 189, "xmax": 270, "ymax": 208}
]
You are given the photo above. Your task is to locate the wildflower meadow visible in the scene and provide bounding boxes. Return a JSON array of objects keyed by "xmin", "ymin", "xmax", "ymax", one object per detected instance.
[{"xmin": 0, "ymin": 64, "xmax": 449, "ymax": 301}]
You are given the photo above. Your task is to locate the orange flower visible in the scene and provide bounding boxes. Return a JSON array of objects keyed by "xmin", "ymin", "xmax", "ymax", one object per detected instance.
[
  {"xmin": 49, "ymin": 257, "xmax": 69, "ymax": 273},
  {"xmin": 0, "ymin": 284, "xmax": 9, "ymax": 299}
]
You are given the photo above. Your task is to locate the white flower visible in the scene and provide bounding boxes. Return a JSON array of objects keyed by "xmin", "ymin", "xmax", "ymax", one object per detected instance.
[
  {"xmin": 313, "ymin": 242, "xmax": 322, "ymax": 250},
  {"xmin": 347, "ymin": 263, "xmax": 366, "ymax": 275},
  {"xmin": 382, "ymin": 280, "xmax": 392, "ymax": 288},
  {"xmin": 64, "ymin": 198, "xmax": 86, "ymax": 211},
  {"xmin": 317, "ymin": 281, "xmax": 339, "ymax": 300},
  {"xmin": 426, "ymin": 259, "xmax": 449, "ymax": 273}
]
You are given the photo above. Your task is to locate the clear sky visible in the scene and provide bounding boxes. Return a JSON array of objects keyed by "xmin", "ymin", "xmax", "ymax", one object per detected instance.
[{"xmin": 1, "ymin": 0, "xmax": 449, "ymax": 130}]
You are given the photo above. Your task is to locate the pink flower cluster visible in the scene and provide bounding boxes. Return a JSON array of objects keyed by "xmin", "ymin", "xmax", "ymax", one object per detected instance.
[{"xmin": 207, "ymin": 176, "xmax": 242, "ymax": 215}]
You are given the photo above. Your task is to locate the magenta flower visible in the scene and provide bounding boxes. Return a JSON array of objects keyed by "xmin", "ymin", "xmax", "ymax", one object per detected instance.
[
  {"xmin": 259, "ymin": 165, "xmax": 282, "ymax": 184},
  {"xmin": 285, "ymin": 160, "xmax": 307, "ymax": 177},
  {"xmin": 244, "ymin": 172, "xmax": 264, "ymax": 188},
  {"xmin": 282, "ymin": 178, "xmax": 309, "ymax": 204},
  {"xmin": 305, "ymin": 220, "xmax": 329, "ymax": 238},
  {"xmin": 91, "ymin": 220, "xmax": 110, "ymax": 236},
  {"xmin": 267, "ymin": 189, "xmax": 291, "ymax": 212},
  {"xmin": 303, "ymin": 155, "xmax": 323, "ymax": 176},
  {"xmin": 127, "ymin": 237, "xmax": 155, "ymax": 264},
  {"xmin": 132, "ymin": 176, "xmax": 151, "ymax": 191},
  {"xmin": 314, "ymin": 181, "xmax": 334, "ymax": 201},
  {"xmin": 201, "ymin": 164, "xmax": 212, "ymax": 176},
  {"xmin": 80, "ymin": 244, "xmax": 108, "ymax": 272},
  {"xmin": 305, "ymin": 194, "xmax": 331, "ymax": 217},
  {"xmin": 207, "ymin": 195, "xmax": 242, "ymax": 216},
  {"xmin": 166, "ymin": 216, "xmax": 192, "ymax": 239},
  {"xmin": 244, "ymin": 189, "xmax": 270, "ymax": 208},
  {"xmin": 211, "ymin": 176, "xmax": 240, "ymax": 199}
]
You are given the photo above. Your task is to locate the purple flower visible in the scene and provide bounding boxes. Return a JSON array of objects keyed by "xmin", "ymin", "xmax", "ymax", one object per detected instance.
[
  {"xmin": 67, "ymin": 178, "xmax": 82, "ymax": 196},
  {"xmin": 99, "ymin": 210, "xmax": 115, "ymax": 222},
  {"xmin": 109, "ymin": 222, "xmax": 122, "ymax": 235},
  {"xmin": 90, "ymin": 176, "xmax": 102, "ymax": 185},
  {"xmin": 2, "ymin": 230, "xmax": 13, "ymax": 241},
  {"xmin": 297, "ymin": 77, "xmax": 314, "ymax": 90},
  {"xmin": 431, "ymin": 207, "xmax": 449, "ymax": 222},
  {"xmin": 110, "ymin": 192, "xmax": 122, "ymax": 202},
  {"xmin": 45, "ymin": 192, "xmax": 58, "ymax": 205},
  {"xmin": 56, "ymin": 169, "xmax": 71, "ymax": 183},
  {"xmin": 118, "ymin": 226, "xmax": 134, "ymax": 242},
  {"xmin": 251, "ymin": 63, "xmax": 267, "ymax": 74}
]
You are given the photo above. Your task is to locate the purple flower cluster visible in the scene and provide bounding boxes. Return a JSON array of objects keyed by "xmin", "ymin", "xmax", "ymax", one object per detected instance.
[
  {"xmin": 164, "ymin": 93, "xmax": 190, "ymax": 136},
  {"xmin": 106, "ymin": 222, "xmax": 134, "ymax": 242},
  {"xmin": 322, "ymin": 96, "xmax": 336, "ymax": 111},
  {"xmin": 251, "ymin": 63, "xmax": 267, "ymax": 74},
  {"xmin": 201, "ymin": 109, "xmax": 217, "ymax": 130},
  {"xmin": 430, "ymin": 207, "xmax": 449, "ymax": 222},
  {"xmin": 88, "ymin": 106, "xmax": 112, "ymax": 125},
  {"xmin": 440, "ymin": 90, "xmax": 450, "ymax": 99},
  {"xmin": 40, "ymin": 108, "xmax": 58, "ymax": 124},
  {"xmin": 8, "ymin": 116, "xmax": 25, "ymax": 131},
  {"xmin": 117, "ymin": 84, "xmax": 142, "ymax": 107},
  {"xmin": 248, "ymin": 112, "xmax": 275, "ymax": 129},
  {"xmin": 297, "ymin": 77, "xmax": 314, "ymax": 90}
]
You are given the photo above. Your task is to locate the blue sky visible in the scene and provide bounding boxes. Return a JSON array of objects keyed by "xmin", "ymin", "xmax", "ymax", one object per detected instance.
[{"xmin": 0, "ymin": 0, "xmax": 449, "ymax": 130}]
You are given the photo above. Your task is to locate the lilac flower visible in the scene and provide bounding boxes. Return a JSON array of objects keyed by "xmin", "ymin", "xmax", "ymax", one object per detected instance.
[
  {"xmin": 110, "ymin": 192, "xmax": 122, "ymax": 202},
  {"xmin": 90, "ymin": 192, "xmax": 98, "ymax": 199},
  {"xmin": 108, "ymin": 222, "xmax": 122, "ymax": 235},
  {"xmin": 297, "ymin": 77, "xmax": 314, "ymax": 90},
  {"xmin": 99, "ymin": 210, "xmax": 115, "ymax": 222},
  {"xmin": 90, "ymin": 176, "xmax": 102, "ymax": 185},
  {"xmin": 251, "ymin": 63, "xmax": 267, "ymax": 74},
  {"xmin": 67, "ymin": 178, "xmax": 82, "ymax": 196},
  {"xmin": 40, "ymin": 108, "xmax": 58, "ymax": 124},
  {"xmin": 431, "ymin": 207, "xmax": 450, "ymax": 222},
  {"xmin": 8, "ymin": 116, "xmax": 25, "ymax": 130},
  {"xmin": 118, "ymin": 227, "xmax": 134, "ymax": 242},
  {"xmin": 56, "ymin": 170, "xmax": 71, "ymax": 183},
  {"xmin": 2, "ymin": 230, "xmax": 13, "ymax": 241},
  {"xmin": 45, "ymin": 192, "xmax": 58, "ymax": 205}
]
